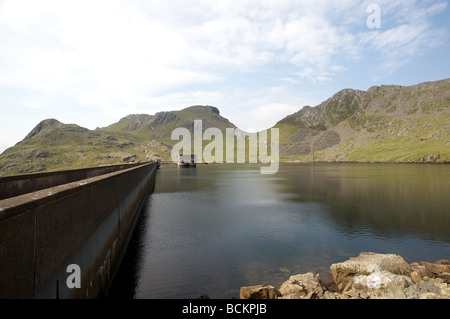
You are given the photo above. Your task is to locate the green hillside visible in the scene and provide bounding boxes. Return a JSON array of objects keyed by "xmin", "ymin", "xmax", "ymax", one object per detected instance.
[
  {"xmin": 102, "ymin": 105, "xmax": 236, "ymax": 146},
  {"xmin": 0, "ymin": 79, "xmax": 449, "ymax": 177},
  {"xmin": 275, "ymin": 78, "xmax": 450, "ymax": 163},
  {"xmin": 0, "ymin": 119, "xmax": 171, "ymax": 176},
  {"xmin": 0, "ymin": 105, "xmax": 237, "ymax": 176}
]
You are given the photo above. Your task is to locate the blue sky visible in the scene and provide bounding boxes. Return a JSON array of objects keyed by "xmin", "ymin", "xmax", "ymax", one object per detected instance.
[{"xmin": 0, "ymin": 0, "xmax": 449, "ymax": 153}]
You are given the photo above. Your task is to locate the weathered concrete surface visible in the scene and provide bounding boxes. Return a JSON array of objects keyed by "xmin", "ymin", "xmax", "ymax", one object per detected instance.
[
  {"xmin": 0, "ymin": 162, "xmax": 157, "ymax": 299},
  {"xmin": 0, "ymin": 162, "xmax": 145, "ymax": 200}
]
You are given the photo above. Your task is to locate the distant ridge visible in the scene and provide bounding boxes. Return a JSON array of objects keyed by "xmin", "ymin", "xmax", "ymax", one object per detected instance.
[
  {"xmin": 0, "ymin": 79, "xmax": 449, "ymax": 176},
  {"xmin": 275, "ymin": 78, "xmax": 450, "ymax": 163},
  {"xmin": 0, "ymin": 105, "xmax": 235, "ymax": 176}
]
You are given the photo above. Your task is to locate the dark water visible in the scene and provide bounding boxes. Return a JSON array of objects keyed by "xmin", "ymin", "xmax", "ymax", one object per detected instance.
[{"xmin": 108, "ymin": 163, "xmax": 450, "ymax": 299}]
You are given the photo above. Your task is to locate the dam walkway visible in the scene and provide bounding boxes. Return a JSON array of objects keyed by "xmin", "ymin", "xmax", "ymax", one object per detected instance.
[{"xmin": 0, "ymin": 162, "xmax": 158, "ymax": 299}]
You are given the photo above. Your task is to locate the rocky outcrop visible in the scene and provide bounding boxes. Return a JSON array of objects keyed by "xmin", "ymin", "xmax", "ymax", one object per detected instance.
[
  {"xmin": 278, "ymin": 273, "xmax": 326, "ymax": 299},
  {"xmin": 240, "ymin": 253, "xmax": 450, "ymax": 299},
  {"xmin": 239, "ymin": 285, "xmax": 280, "ymax": 299},
  {"xmin": 275, "ymin": 78, "xmax": 450, "ymax": 163},
  {"xmin": 330, "ymin": 252, "xmax": 413, "ymax": 291},
  {"xmin": 24, "ymin": 119, "xmax": 64, "ymax": 140}
]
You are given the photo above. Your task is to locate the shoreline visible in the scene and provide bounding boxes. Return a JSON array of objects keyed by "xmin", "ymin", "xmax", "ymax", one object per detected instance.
[
  {"xmin": 279, "ymin": 160, "xmax": 450, "ymax": 165},
  {"xmin": 239, "ymin": 252, "xmax": 450, "ymax": 299},
  {"xmin": 2, "ymin": 159, "xmax": 449, "ymax": 176},
  {"xmin": 158, "ymin": 160, "xmax": 450, "ymax": 168}
]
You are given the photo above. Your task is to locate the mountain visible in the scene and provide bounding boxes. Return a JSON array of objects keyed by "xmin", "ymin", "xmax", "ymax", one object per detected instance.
[
  {"xmin": 0, "ymin": 79, "xmax": 449, "ymax": 177},
  {"xmin": 275, "ymin": 78, "xmax": 450, "ymax": 163},
  {"xmin": 0, "ymin": 105, "xmax": 235, "ymax": 176},
  {"xmin": 102, "ymin": 105, "xmax": 236, "ymax": 146}
]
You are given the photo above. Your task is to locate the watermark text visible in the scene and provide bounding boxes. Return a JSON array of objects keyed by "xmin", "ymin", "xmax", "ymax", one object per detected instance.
[{"xmin": 171, "ymin": 120, "xmax": 279, "ymax": 174}]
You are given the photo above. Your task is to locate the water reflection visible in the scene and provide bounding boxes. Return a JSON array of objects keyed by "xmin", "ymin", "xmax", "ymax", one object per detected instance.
[
  {"xmin": 109, "ymin": 163, "xmax": 450, "ymax": 299},
  {"xmin": 107, "ymin": 196, "xmax": 153, "ymax": 299},
  {"xmin": 275, "ymin": 163, "xmax": 450, "ymax": 243}
]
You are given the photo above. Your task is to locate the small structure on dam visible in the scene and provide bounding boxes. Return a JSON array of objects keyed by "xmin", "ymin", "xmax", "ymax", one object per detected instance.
[
  {"xmin": 0, "ymin": 161, "xmax": 158, "ymax": 299},
  {"xmin": 178, "ymin": 154, "xmax": 197, "ymax": 168}
]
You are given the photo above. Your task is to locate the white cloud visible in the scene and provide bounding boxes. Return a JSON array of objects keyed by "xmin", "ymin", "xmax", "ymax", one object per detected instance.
[
  {"xmin": 295, "ymin": 65, "xmax": 347, "ymax": 83},
  {"xmin": 22, "ymin": 101, "xmax": 42, "ymax": 109},
  {"xmin": 359, "ymin": 0, "xmax": 447, "ymax": 76},
  {"xmin": 242, "ymin": 103, "xmax": 300, "ymax": 132}
]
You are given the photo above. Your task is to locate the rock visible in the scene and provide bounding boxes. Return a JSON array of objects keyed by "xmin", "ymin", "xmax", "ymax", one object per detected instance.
[
  {"xmin": 323, "ymin": 291, "xmax": 336, "ymax": 299},
  {"xmin": 416, "ymin": 261, "xmax": 450, "ymax": 276},
  {"xmin": 417, "ymin": 280, "xmax": 441, "ymax": 296},
  {"xmin": 330, "ymin": 252, "xmax": 412, "ymax": 291},
  {"xmin": 410, "ymin": 262, "xmax": 433, "ymax": 279},
  {"xmin": 240, "ymin": 253, "xmax": 450, "ymax": 300},
  {"xmin": 278, "ymin": 273, "xmax": 325, "ymax": 299},
  {"xmin": 239, "ymin": 285, "xmax": 280, "ymax": 299},
  {"xmin": 437, "ymin": 273, "xmax": 450, "ymax": 283},
  {"xmin": 122, "ymin": 155, "xmax": 138, "ymax": 163},
  {"xmin": 344, "ymin": 271, "xmax": 417, "ymax": 299},
  {"xmin": 431, "ymin": 279, "xmax": 450, "ymax": 297},
  {"xmin": 36, "ymin": 150, "xmax": 50, "ymax": 158},
  {"xmin": 421, "ymin": 153, "xmax": 440, "ymax": 163},
  {"xmin": 409, "ymin": 270, "xmax": 422, "ymax": 283}
]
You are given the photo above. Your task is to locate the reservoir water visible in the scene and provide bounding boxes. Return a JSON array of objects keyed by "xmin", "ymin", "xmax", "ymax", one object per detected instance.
[{"xmin": 109, "ymin": 163, "xmax": 450, "ymax": 299}]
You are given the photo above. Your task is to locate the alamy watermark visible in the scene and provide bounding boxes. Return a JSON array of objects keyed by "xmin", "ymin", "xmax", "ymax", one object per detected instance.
[
  {"xmin": 171, "ymin": 120, "xmax": 279, "ymax": 174},
  {"xmin": 367, "ymin": 4, "xmax": 381, "ymax": 29},
  {"xmin": 66, "ymin": 264, "xmax": 81, "ymax": 289}
]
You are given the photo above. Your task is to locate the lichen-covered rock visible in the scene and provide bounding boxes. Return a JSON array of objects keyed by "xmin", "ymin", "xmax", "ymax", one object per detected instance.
[
  {"xmin": 330, "ymin": 252, "xmax": 412, "ymax": 290},
  {"xmin": 416, "ymin": 261, "xmax": 450, "ymax": 276},
  {"xmin": 278, "ymin": 273, "xmax": 325, "ymax": 299},
  {"xmin": 437, "ymin": 273, "xmax": 450, "ymax": 283},
  {"xmin": 343, "ymin": 271, "xmax": 417, "ymax": 299},
  {"xmin": 240, "ymin": 253, "xmax": 450, "ymax": 299}
]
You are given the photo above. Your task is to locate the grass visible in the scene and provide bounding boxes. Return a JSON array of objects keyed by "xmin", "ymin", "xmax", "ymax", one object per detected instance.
[
  {"xmin": 346, "ymin": 116, "xmax": 449, "ymax": 162},
  {"xmin": 346, "ymin": 137, "xmax": 449, "ymax": 162}
]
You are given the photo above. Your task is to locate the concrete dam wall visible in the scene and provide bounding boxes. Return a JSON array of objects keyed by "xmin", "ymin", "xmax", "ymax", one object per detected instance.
[
  {"xmin": 0, "ymin": 162, "xmax": 157, "ymax": 299},
  {"xmin": 0, "ymin": 162, "xmax": 146, "ymax": 200}
]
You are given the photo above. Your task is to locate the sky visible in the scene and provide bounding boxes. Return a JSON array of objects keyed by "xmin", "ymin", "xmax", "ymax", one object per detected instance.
[{"xmin": 0, "ymin": 0, "xmax": 449, "ymax": 153}]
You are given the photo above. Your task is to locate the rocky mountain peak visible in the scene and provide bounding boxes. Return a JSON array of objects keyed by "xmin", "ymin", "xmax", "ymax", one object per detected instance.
[{"xmin": 24, "ymin": 119, "xmax": 63, "ymax": 140}]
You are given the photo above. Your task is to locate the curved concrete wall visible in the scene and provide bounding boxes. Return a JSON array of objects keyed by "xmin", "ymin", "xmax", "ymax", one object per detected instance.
[
  {"xmin": 0, "ymin": 162, "xmax": 146, "ymax": 200},
  {"xmin": 0, "ymin": 162, "xmax": 157, "ymax": 299}
]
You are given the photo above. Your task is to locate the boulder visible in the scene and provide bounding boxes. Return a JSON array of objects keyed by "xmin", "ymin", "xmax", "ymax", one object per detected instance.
[
  {"xmin": 417, "ymin": 280, "xmax": 441, "ymax": 296},
  {"xmin": 278, "ymin": 273, "xmax": 325, "ymax": 299},
  {"xmin": 239, "ymin": 253, "xmax": 450, "ymax": 299},
  {"xmin": 239, "ymin": 285, "xmax": 280, "ymax": 299},
  {"xmin": 409, "ymin": 270, "xmax": 422, "ymax": 283},
  {"xmin": 415, "ymin": 261, "xmax": 450, "ymax": 276},
  {"xmin": 410, "ymin": 262, "xmax": 433, "ymax": 279},
  {"xmin": 343, "ymin": 271, "xmax": 418, "ymax": 299},
  {"xmin": 330, "ymin": 252, "xmax": 412, "ymax": 291},
  {"xmin": 437, "ymin": 273, "xmax": 450, "ymax": 283}
]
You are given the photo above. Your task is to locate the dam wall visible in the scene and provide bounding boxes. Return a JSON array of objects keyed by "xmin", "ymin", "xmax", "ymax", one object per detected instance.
[
  {"xmin": 0, "ymin": 162, "xmax": 146, "ymax": 200},
  {"xmin": 0, "ymin": 162, "xmax": 157, "ymax": 298}
]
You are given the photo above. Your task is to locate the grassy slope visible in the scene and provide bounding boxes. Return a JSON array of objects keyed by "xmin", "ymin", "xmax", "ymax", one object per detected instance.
[
  {"xmin": 277, "ymin": 79, "xmax": 450, "ymax": 163},
  {"xmin": 344, "ymin": 117, "xmax": 450, "ymax": 162},
  {"xmin": 0, "ymin": 106, "xmax": 236, "ymax": 176},
  {"xmin": 0, "ymin": 123, "xmax": 171, "ymax": 176},
  {"xmin": 280, "ymin": 116, "xmax": 449, "ymax": 164},
  {"xmin": 1, "ymin": 79, "xmax": 449, "ymax": 176}
]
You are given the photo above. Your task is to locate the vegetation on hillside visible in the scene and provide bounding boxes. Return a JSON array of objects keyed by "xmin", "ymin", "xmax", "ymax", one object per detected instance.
[{"xmin": 0, "ymin": 79, "xmax": 449, "ymax": 177}]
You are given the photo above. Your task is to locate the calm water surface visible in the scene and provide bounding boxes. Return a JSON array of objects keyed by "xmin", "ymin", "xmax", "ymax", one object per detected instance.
[{"xmin": 109, "ymin": 163, "xmax": 450, "ymax": 299}]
